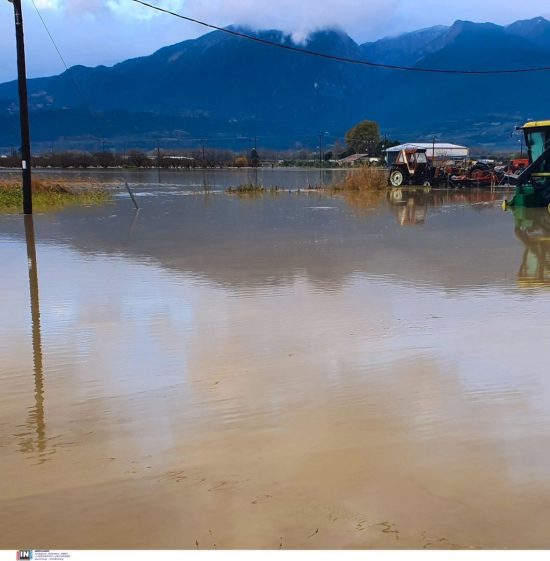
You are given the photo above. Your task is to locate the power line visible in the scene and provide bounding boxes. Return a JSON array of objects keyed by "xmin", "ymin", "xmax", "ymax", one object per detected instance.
[
  {"xmin": 29, "ymin": 0, "xmax": 104, "ymax": 141},
  {"xmin": 131, "ymin": 0, "xmax": 550, "ymax": 75}
]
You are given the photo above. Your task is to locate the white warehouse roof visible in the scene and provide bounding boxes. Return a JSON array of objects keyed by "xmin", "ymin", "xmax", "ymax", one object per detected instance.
[{"xmin": 386, "ymin": 143, "xmax": 469, "ymax": 158}]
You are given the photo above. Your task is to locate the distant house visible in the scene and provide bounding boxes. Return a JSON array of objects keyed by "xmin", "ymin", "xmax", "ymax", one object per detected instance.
[
  {"xmin": 164, "ymin": 155, "xmax": 195, "ymax": 161},
  {"xmin": 338, "ymin": 153, "xmax": 378, "ymax": 166},
  {"xmin": 386, "ymin": 143, "xmax": 469, "ymax": 165}
]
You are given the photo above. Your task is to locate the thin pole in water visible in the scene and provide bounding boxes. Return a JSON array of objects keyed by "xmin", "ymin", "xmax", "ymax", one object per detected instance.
[
  {"xmin": 10, "ymin": 0, "xmax": 32, "ymax": 214},
  {"xmin": 125, "ymin": 181, "xmax": 140, "ymax": 210}
]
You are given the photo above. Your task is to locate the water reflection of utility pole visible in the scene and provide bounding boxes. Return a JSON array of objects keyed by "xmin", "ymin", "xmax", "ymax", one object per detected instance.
[
  {"xmin": 318, "ymin": 132, "xmax": 329, "ymax": 188},
  {"xmin": 202, "ymin": 167, "xmax": 209, "ymax": 193},
  {"xmin": 23, "ymin": 215, "xmax": 46, "ymax": 459}
]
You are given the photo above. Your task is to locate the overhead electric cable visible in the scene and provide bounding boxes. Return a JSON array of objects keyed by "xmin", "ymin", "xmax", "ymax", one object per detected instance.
[{"xmin": 132, "ymin": 0, "xmax": 550, "ymax": 75}]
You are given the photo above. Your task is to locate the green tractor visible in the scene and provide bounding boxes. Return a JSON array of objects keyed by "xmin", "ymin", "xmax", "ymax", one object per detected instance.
[{"xmin": 505, "ymin": 121, "xmax": 550, "ymax": 209}]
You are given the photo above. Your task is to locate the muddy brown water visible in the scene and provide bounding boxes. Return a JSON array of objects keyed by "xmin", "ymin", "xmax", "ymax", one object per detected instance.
[{"xmin": 1, "ymin": 180, "xmax": 550, "ymax": 549}]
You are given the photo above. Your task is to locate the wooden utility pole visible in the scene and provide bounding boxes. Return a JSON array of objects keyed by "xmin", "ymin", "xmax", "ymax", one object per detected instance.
[{"xmin": 9, "ymin": 0, "xmax": 33, "ymax": 214}]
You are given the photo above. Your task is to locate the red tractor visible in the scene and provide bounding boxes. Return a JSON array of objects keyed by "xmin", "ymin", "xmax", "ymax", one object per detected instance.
[{"xmin": 387, "ymin": 147, "xmax": 434, "ymax": 187}]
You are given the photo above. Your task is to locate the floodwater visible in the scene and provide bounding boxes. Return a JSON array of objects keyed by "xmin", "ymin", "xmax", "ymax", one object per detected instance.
[
  {"xmin": 0, "ymin": 166, "xmax": 346, "ymax": 191},
  {"xmin": 1, "ymin": 179, "xmax": 550, "ymax": 549}
]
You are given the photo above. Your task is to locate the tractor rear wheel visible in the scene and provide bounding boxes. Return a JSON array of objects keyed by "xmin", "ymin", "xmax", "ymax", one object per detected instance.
[{"xmin": 389, "ymin": 169, "xmax": 404, "ymax": 187}]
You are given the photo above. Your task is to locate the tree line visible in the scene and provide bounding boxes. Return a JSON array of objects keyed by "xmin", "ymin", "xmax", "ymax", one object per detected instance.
[
  {"xmin": 0, "ymin": 119, "xmax": 400, "ymax": 169},
  {"xmin": 0, "ymin": 149, "xmax": 255, "ymax": 169}
]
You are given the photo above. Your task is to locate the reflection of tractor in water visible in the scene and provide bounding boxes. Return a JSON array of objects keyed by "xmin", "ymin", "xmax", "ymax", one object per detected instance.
[
  {"xmin": 387, "ymin": 147, "xmax": 434, "ymax": 187},
  {"xmin": 512, "ymin": 207, "xmax": 550, "ymax": 285},
  {"xmin": 388, "ymin": 189, "xmax": 428, "ymax": 226},
  {"xmin": 388, "ymin": 188, "xmax": 505, "ymax": 227}
]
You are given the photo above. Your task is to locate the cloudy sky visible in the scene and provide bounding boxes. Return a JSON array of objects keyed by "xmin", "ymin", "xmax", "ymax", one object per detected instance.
[{"xmin": 1, "ymin": 0, "xmax": 550, "ymax": 82}]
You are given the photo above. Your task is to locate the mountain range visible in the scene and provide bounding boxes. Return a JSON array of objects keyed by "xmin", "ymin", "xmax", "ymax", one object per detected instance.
[{"xmin": 2, "ymin": 16, "xmax": 550, "ymax": 152}]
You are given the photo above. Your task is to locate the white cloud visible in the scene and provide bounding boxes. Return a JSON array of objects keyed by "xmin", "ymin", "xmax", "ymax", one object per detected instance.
[
  {"xmin": 34, "ymin": 0, "xmax": 60, "ymax": 8},
  {"xmin": 65, "ymin": 0, "xmax": 107, "ymax": 15},
  {"xmin": 185, "ymin": 0, "xmax": 397, "ymax": 39},
  {"xmin": 108, "ymin": 0, "xmax": 187, "ymax": 20}
]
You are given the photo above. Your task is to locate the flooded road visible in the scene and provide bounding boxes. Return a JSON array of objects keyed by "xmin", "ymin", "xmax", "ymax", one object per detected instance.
[{"xmin": 1, "ymin": 186, "xmax": 550, "ymax": 549}]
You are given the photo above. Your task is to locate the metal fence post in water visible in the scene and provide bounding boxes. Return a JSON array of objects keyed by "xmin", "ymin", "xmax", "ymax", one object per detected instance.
[{"xmin": 125, "ymin": 181, "xmax": 140, "ymax": 210}]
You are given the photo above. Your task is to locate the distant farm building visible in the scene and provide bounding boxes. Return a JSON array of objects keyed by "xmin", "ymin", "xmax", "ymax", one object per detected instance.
[
  {"xmin": 338, "ymin": 153, "xmax": 380, "ymax": 166},
  {"xmin": 164, "ymin": 155, "xmax": 195, "ymax": 161},
  {"xmin": 386, "ymin": 143, "xmax": 469, "ymax": 165}
]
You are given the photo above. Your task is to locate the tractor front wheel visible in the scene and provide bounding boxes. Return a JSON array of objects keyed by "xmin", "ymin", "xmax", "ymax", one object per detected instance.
[{"xmin": 389, "ymin": 169, "xmax": 404, "ymax": 187}]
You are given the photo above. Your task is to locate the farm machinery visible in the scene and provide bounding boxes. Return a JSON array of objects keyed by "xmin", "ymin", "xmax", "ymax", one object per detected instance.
[
  {"xmin": 386, "ymin": 146, "xmax": 499, "ymax": 188},
  {"xmin": 504, "ymin": 121, "xmax": 550, "ymax": 209},
  {"xmin": 387, "ymin": 147, "xmax": 435, "ymax": 187}
]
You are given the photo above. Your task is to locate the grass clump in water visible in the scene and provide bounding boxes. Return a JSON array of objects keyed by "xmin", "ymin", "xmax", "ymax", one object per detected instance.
[
  {"xmin": 227, "ymin": 183, "xmax": 283, "ymax": 195},
  {"xmin": 330, "ymin": 166, "xmax": 387, "ymax": 192},
  {"xmin": 328, "ymin": 166, "xmax": 388, "ymax": 214},
  {"xmin": 0, "ymin": 178, "xmax": 111, "ymax": 213},
  {"xmin": 227, "ymin": 182, "xmax": 265, "ymax": 194}
]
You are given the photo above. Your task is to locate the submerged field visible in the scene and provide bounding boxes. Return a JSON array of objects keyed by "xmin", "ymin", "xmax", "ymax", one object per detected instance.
[{"xmin": 1, "ymin": 171, "xmax": 549, "ymax": 549}]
